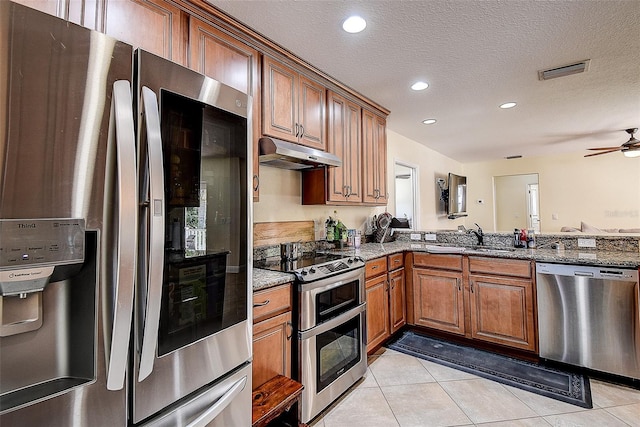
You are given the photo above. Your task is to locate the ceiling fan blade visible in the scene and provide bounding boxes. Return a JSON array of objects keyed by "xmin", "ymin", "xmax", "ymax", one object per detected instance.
[
  {"xmin": 587, "ymin": 146, "xmax": 624, "ymax": 150},
  {"xmin": 584, "ymin": 148, "xmax": 621, "ymax": 157}
]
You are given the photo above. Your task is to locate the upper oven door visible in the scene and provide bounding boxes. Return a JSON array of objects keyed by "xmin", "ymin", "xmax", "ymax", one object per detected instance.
[
  {"xmin": 133, "ymin": 50, "xmax": 252, "ymax": 424},
  {"xmin": 298, "ymin": 267, "xmax": 364, "ymax": 331}
]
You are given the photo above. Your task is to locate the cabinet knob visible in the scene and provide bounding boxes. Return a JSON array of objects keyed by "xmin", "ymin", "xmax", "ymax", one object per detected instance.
[
  {"xmin": 286, "ymin": 321, "xmax": 293, "ymax": 340},
  {"xmin": 253, "ymin": 174, "xmax": 260, "ymax": 192}
]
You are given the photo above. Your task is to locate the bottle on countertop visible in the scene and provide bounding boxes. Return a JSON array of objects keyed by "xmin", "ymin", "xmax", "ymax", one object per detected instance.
[
  {"xmin": 527, "ymin": 229, "xmax": 536, "ymax": 248},
  {"xmin": 514, "ymin": 228, "xmax": 521, "ymax": 248},
  {"xmin": 326, "ymin": 216, "xmax": 335, "ymax": 242}
]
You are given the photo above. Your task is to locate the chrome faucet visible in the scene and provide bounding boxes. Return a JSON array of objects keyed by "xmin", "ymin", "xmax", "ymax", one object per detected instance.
[{"xmin": 469, "ymin": 223, "xmax": 484, "ymax": 246}]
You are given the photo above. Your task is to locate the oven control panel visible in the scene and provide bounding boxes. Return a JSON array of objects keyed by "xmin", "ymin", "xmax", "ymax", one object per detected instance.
[{"xmin": 296, "ymin": 257, "xmax": 365, "ymax": 281}]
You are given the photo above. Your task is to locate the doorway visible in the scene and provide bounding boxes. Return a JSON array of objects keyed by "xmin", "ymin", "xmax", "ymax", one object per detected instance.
[
  {"xmin": 493, "ymin": 173, "xmax": 540, "ymax": 232},
  {"xmin": 394, "ymin": 161, "xmax": 419, "ymax": 230}
]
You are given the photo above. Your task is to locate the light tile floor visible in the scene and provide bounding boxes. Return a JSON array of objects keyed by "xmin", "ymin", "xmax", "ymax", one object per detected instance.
[{"xmin": 309, "ymin": 347, "xmax": 640, "ymax": 427}]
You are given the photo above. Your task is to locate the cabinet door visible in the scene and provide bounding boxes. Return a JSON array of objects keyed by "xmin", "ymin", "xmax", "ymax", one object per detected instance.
[
  {"xmin": 297, "ymin": 74, "xmax": 325, "ymax": 150},
  {"xmin": 189, "ymin": 17, "xmax": 261, "ymax": 200},
  {"xmin": 262, "ymin": 56, "xmax": 297, "ymax": 143},
  {"xmin": 468, "ymin": 274, "xmax": 536, "ymax": 351},
  {"xmin": 252, "ymin": 311, "xmax": 292, "ymax": 390},
  {"xmin": 365, "ymin": 274, "xmax": 389, "ymax": 352},
  {"xmin": 362, "ymin": 109, "xmax": 387, "ymax": 205},
  {"xmin": 12, "ymin": 0, "xmax": 98, "ymax": 29},
  {"xmin": 326, "ymin": 91, "xmax": 362, "ymax": 203},
  {"xmin": 389, "ymin": 268, "xmax": 406, "ymax": 334},
  {"xmin": 413, "ymin": 268, "xmax": 465, "ymax": 335},
  {"xmin": 104, "ymin": 0, "xmax": 185, "ymax": 65}
]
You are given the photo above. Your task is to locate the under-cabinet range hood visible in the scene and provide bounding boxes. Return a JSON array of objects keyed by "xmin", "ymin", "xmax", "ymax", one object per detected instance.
[{"xmin": 258, "ymin": 137, "xmax": 342, "ymax": 170}]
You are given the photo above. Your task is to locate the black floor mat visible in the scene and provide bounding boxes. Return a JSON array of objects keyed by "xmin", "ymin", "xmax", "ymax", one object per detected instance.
[{"xmin": 386, "ymin": 331, "xmax": 592, "ymax": 408}]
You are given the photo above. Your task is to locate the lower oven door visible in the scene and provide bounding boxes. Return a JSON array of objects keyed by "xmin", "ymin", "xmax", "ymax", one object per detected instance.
[{"xmin": 298, "ymin": 303, "xmax": 367, "ymax": 423}]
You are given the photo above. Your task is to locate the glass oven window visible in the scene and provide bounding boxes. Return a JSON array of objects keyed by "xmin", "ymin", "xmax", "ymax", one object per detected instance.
[
  {"xmin": 157, "ymin": 89, "xmax": 248, "ymax": 356},
  {"xmin": 316, "ymin": 280, "xmax": 359, "ymax": 324},
  {"xmin": 316, "ymin": 315, "xmax": 361, "ymax": 392}
]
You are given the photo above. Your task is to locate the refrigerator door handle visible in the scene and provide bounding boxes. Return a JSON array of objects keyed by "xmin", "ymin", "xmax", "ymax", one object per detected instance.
[
  {"xmin": 107, "ymin": 80, "xmax": 138, "ymax": 390},
  {"xmin": 138, "ymin": 86, "xmax": 165, "ymax": 382},
  {"xmin": 186, "ymin": 376, "xmax": 248, "ymax": 427}
]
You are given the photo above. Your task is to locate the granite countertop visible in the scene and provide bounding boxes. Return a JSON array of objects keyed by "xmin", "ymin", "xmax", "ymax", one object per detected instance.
[{"xmin": 252, "ymin": 242, "xmax": 640, "ymax": 292}]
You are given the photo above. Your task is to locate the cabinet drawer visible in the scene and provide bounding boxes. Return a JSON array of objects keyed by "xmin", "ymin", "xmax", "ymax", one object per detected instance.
[
  {"xmin": 388, "ymin": 253, "xmax": 404, "ymax": 271},
  {"xmin": 413, "ymin": 253, "xmax": 463, "ymax": 271},
  {"xmin": 253, "ymin": 283, "xmax": 292, "ymax": 323},
  {"xmin": 468, "ymin": 257, "xmax": 532, "ymax": 279},
  {"xmin": 366, "ymin": 257, "xmax": 388, "ymax": 278}
]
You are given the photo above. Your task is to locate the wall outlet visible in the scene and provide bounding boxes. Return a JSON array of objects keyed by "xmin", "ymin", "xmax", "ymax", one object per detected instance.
[
  {"xmin": 410, "ymin": 233, "xmax": 422, "ymax": 241},
  {"xmin": 424, "ymin": 233, "xmax": 437, "ymax": 241},
  {"xmin": 577, "ymin": 238, "xmax": 596, "ymax": 248}
]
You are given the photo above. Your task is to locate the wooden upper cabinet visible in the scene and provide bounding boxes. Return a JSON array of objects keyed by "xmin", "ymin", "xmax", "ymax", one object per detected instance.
[
  {"xmin": 11, "ymin": 0, "xmax": 59, "ymax": 17},
  {"xmin": 103, "ymin": 0, "xmax": 186, "ymax": 65},
  {"xmin": 188, "ymin": 16, "xmax": 261, "ymax": 200},
  {"xmin": 262, "ymin": 56, "xmax": 325, "ymax": 150},
  {"xmin": 362, "ymin": 108, "xmax": 388, "ymax": 205},
  {"xmin": 301, "ymin": 91, "xmax": 361, "ymax": 205},
  {"xmin": 326, "ymin": 91, "xmax": 362, "ymax": 203},
  {"xmin": 13, "ymin": 0, "xmax": 99, "ymax": 29}
]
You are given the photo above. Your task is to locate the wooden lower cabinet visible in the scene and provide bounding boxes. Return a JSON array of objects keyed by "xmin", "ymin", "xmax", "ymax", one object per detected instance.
[
  {"xmin": 365, "ymin": 254, "xmax": 406, "ymax": 352},
  {"xmin": 252, "ymin": 311, "xmax": 292, "ymax": 390},
  {"xmin": 365, "ymin": 273, "xmax": 389, "ymax": 352},
  {"xmin": 252, "ymin": 283, "xmax": 293, "ymax": 390},
  {"xmin": 411, "ymin": 253, "xmax": 537, "ymax": 352},
  {"xmin": 413, "ymin": 268, "xmax": 465, "ymax": 335},
  {"xmin": 388, "ymin": 254, "xmax": 406, "ymax": 334},
  {"xmin": 468, "ymin": 273, "xmax": 536, "ymax": 351}
]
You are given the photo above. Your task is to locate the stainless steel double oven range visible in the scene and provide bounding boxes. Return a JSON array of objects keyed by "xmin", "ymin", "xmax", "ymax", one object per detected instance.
[{"xmin": 256, "ymin": 252, "xmax": 367, "ymax": 423}]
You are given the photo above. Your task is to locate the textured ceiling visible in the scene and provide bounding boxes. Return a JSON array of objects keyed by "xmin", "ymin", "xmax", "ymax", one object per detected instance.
[{"xmin": 208, "ymin": 0, "xmax": 640, "ymax": 163}]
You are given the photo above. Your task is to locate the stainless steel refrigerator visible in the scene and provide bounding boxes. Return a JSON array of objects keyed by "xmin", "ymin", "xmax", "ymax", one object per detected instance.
[{"xmin": 0, "ymin": 3, "xmax": 252, "ymax": 426}]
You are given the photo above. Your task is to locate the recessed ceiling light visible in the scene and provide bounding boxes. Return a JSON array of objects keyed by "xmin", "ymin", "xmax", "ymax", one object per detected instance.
[
  {"xmin": 342, "ymin": 15, "xmax": 366, "ymax": 33},
  {"xmin": 422, "ymin": 119, "xmax": 437, "ymax": 125},
  {"xmin": 411, "ymin": 81, "xmax": 429, "ymax": 91},
  {"xmin": 499, "ymin": 102, "xmax": 517, "ymax": 109}
]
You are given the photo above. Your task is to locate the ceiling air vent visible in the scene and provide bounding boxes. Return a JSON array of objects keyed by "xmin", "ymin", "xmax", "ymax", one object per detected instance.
[{"xmin": 538, "ymin": 60, "xmax": 590, "ymax": 81}]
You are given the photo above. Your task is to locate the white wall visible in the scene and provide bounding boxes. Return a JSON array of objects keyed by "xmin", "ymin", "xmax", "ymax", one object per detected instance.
[
  {"xmin": 253, "ymin": 131, "xmax": 640, "ymax": 235},
  {"xmin": 465, "ymin": 152, "xmax": 640, "ymax": 232},
  {"xmin": 253, "ymin": 166, "xmax": 385, "ymax": 236},
  {"xmin": 386, "ymin": 130, "xmax": 464, "ymax": 230}
]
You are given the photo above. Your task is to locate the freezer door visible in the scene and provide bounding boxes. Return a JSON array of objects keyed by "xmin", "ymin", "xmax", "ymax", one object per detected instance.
[{"xmin": 139, "ymin": 363, "xmax": 251, "ymax": 427}]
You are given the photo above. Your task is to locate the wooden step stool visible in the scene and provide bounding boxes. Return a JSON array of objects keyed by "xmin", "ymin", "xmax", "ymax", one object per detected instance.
[{"xmin": 251, "ymin": 375, "xmax": 307, "ymax": 427}]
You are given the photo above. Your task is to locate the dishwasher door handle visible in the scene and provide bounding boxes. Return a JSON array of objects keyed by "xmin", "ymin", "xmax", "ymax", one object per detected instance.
[{"xmin": 574, "ymin": 271, "xmax": 594, "ymax": 277}]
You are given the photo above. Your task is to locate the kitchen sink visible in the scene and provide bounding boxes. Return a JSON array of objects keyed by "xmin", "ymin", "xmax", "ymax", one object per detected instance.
[{"xmin": 467, "ymin": 245, "xmax": 516, "ymax": 253}]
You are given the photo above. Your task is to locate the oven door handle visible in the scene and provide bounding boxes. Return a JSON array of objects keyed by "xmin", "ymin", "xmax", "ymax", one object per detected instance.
[{"xmin": 299, "ymin": 303, "xmax": 366, "ymax": 340}]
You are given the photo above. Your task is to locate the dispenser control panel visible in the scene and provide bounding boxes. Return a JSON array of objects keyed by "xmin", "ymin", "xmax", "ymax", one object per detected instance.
[{"xmin": 0, "ymin": 218, "xmax": 85, "ymax": 269}]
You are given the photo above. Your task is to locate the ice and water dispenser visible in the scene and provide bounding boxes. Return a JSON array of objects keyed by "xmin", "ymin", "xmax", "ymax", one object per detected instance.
[{"xmin": 0, "ymin": 219, "xmax": 96, "ymax": 413}]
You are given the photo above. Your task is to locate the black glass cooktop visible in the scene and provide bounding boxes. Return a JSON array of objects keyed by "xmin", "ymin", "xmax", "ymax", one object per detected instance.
[{"xmin": 253, "ymin": 252, "xmax": 347, "ymax": 273}]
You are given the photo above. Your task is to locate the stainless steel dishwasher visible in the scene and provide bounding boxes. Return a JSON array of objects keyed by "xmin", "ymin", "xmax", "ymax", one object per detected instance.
[{"xmin": 536, "ymin": 262, "xmax": 640, "ymax": 380}]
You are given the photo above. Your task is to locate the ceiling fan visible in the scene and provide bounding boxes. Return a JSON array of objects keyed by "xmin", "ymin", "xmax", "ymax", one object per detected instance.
[{"xmin": 585, "ymin": 128, "xmax": 640, "ymax": 157}]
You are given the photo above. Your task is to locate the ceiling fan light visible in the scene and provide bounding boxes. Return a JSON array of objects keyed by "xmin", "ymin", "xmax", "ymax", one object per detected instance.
[{"xmin": 623, "ymin": 148, "xmax": 640, "ymax": 158}]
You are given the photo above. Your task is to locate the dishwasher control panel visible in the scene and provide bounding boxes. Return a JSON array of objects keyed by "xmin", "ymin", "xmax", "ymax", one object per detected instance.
[{"xmin": 536, "ymin": 262, "xmax": 638, "ymax": 281}]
